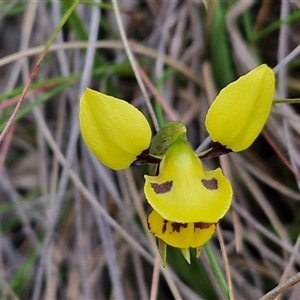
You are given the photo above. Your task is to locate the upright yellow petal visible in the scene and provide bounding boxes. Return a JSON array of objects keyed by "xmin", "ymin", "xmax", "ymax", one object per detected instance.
[
  {"xmin": 148, "ymin": 210, "xmax": 216, "ymax": 248},
  {"xmin": 205, "ymin": 64, "xmax": 275, "ymax": 152},
  {"xmin": 144, "ymin": 139, "xmax": 232, "ymax": 223},
  {"xmin": 79, "ymin": 89, "xmax": 152, "ymax": 170}
]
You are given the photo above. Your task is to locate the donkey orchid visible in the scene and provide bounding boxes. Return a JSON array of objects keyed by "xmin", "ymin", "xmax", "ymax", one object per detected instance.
[{"xmin": 79, "ymin": 64, "xmax": 275, "ymax": 264}]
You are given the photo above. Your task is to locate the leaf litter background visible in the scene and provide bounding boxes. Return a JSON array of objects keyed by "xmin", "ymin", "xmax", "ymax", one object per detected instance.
[{"xmin": 1, "ymin": 1, "xmax": 300, "ymax": 299}]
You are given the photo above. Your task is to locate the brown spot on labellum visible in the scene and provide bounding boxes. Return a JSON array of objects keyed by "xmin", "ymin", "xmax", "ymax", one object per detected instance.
[
  {"xmin": 162, "ymin": 220, "xmax": 168, "ymax": 234},
  {"xmin": 151, "ymin": 181, "xmax": 173, "ymax": 194},
  {"xmin": 171, "ymin": 222, "xmax": 188, "ymax": 233},
  {"xmin": 201, "ymin": 178, "xmax": 218, "ymax": 190},
  {"xmin": 194, "ymin": 222, "xmax": 215, "ymax": 231},
  {"xmin": 147, "ymin": 218, "xmax": 151, "ymax": 230}
]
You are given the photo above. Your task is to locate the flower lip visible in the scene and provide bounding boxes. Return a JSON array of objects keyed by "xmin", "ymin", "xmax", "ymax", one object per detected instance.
[
  {"xmin": 148, "ymin": 210, "xmax": 216, "ymax": 249},
  {"xmin": 144, "ymin": 138, "xmax": 232, "ymax": 223}
]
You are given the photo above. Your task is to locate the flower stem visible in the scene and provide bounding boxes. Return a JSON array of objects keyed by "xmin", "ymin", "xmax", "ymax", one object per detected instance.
[
  {"xmin": 204, "ymin": 242, "xmax": 229, "ymax": 300},
  {"xmin": 274, "ymin": 98, "xmax": 300, "ymax": 104}
]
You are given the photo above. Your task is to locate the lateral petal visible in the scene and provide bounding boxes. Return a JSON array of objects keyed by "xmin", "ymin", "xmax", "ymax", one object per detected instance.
[
  {"xmin": 205, "ymin": 64, "xmax": 275, "ymax": 152},
  {"xmin": 79, "ymin": 89, "xmax": 152, "ymax": 170}
]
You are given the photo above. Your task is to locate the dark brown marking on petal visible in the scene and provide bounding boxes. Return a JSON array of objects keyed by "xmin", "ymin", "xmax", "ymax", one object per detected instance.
[
  {"xmin": 198, "ymin": 142, "xmax": 232, "ymax": 159},
  {"xmin": 150, "ymin": 181, "xmax": 173, "ymax": 194},
  {"xmin": 171, "ymin": 222, "xmax": 188, "ymax": 233},
  {"xmin": 131, "ymin": 149, "xmax": 161, "ymax": 166},
  {"xmin": 162, "ymin": 220, "xmax": 168, "ymax": 234},
  {"xmin": 194, "ymin": 222, "xmax": 216, "ymax": 231},
  {"xmin": 201, "ymin": 178, "xmax": 218, "ymax": 190},
  {"xmin": 147, "ymin": 218, "xmax": 151, "ymax": 230}
]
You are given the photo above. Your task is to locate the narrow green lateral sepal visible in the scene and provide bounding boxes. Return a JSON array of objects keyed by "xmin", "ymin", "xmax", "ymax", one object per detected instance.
[
  {"xmin": 157, "ymin": 238, "xmax": 167, "ymax": 267},
  {"xmin": 195, "ymin": 246, "xmax": 202, "ymax": 259},
  {"xmin": 180, "ymin": 248, "xmax": 191, "ymax": 264}
]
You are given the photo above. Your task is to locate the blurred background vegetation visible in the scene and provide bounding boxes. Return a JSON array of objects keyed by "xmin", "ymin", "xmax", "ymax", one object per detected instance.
[{"xmin": 1, "ymin": 1, "xmax": 300, "ymax": 299}]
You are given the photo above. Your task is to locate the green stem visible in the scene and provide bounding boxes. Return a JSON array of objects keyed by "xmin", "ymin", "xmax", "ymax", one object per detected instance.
[
  {"xmin": 204, "ymin": 242, "xmax": 229, "ymax": 300},
  {"xmin": 42, "ymin": 0, "xmax": 80, "ymax": 61},
  {"xmin": 274, "ymin": 98, "xmax": 300, "ymax": 104}
]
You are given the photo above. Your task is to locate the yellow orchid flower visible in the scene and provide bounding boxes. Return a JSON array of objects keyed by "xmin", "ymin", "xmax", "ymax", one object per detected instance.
[{"xmin": 79, "ymin": 64, "xmax": 275, "ymax": 264}]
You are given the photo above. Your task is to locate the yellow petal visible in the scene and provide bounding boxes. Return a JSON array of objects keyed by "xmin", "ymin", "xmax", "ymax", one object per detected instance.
[
  {"xmin": 144, "ymin": 139, "xmax": 232, "ymax": 223},
  {"xmin": 79, "ymin": 89, "xmax": 151, "ymax": 170},
  {"xmin": 148, "ymin": 210, "xmax": 216, "ymax": 248},
  {"xmin": 205, "ymin": 64, "xmax": 275, "ymax": 152}
]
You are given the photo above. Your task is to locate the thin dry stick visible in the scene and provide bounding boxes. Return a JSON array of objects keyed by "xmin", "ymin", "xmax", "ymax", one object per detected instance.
[
  {"xmin": 232, "ymin": 209, "xmax": 243, "ymax": 254},
  {"xmin": 150, "ymin": 255, "xmax": 161, "ymax": 300},
  {"xmin": 111, "ymin": 0, "xmax": 159, "ymax": 131},
  {"xmin": 30, "ymin": 100, "xmax": 153, "ymax": 262},
  {"xmin": 203, "ymin": 62, "xmax": 234, "ymax": 298},
  {"xmin": 0, "ymin": 1, "xmax": 79, "ymax": 145},
  {"xmin": 277, "ymin": 0, "xmax": 289, "ymax": 98},
  {"xmin": 258, "ymin": 272, "xmax": 300, "ymax": 300},
  {"xmin": 124, "ymin": 170, "xmax": 160, "ymax": 299},
  {"xmin": 217, "ymin": 225, "xmax": 234, "ymax": 300},
  {"xmin": 0, "ymin": 62, "xmax": 39, "ymax": 145},
  {"xmin": 202, "ymin": 61, "xmax": 217, "ymax": 101},
  {"xmin": 281, "ymin": 234, "xmax": 300, "ymax": 282},
  {"xmin": 123, "ymin": 170, "xmax": 152, "ymax": 243},
  {"xmin": 275, "ymin": 235, "xmax": 300, "ymax": 300},
  {"xmin": 273, "ymin": 44, "xmax": 300, "ymax": 74},
  {"xmin": 33, "ymin": 2, "xmax": 100, "ymax": 298},
  {"xmin": 236, "ymin": 161, "xmax": 289, "ymax": 244},
  {"xmin": 137, "ymin": 65, "xmax": 176, "ymax": 122},
  {"xmin": 253, "ymin": 0, "xmax": 272, "ymax": 32},
  {"xmin": 233, "ymin": 202, "xmax": 300, "ymax": 260},
  {"xmin": 124, "ymin": 169, "xmax": 182, "ymax": 300},
  {"xmin": 0, "ymin": 278, "xmax": 20, "ymax": 300},
  {"xmin": 4, "ymin": 1, "xmax": 38, "ymax": 92},
  {"xmin": 18, "ymin": 2, "xmax": 57, "ymax": 298},
  {"xmin": 0, "ymin": 41, "xmax": 204, "ymax": 88},
  {"xmin": 0, "ymin": 123, "xmax": 15, "ymax": 177},
  {"xmin": 237, "ymin": 155, "xmax": 300, "ymax": 202},
  {"xmin": 226, "ymin": 0, "xmax": 257, "ymax": 70},
  {"xmin": 262, "ymin": 130, "xmax": 300, "ymax": 180},
  {"xmin": 131, "ymin": 250, "xmax": 149, "ymax": 300}
]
